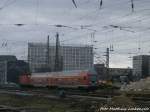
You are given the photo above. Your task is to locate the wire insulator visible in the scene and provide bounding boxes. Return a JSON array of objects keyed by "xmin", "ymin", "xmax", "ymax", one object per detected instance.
[
  {"xmin": 72, "ymin": 0, "xmax": 77, "ymax": 8},
  {"xmin": 100, "ymin": 0, "xmax": 103, "ymax": 9},
  {"xmin": 131, "ymin": 0, "xmax": 134, "ymax": 12}
]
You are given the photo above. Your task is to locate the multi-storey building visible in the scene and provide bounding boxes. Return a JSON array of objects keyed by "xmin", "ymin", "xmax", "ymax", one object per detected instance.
[
  {"xmin": 28, "ymin": 43, "xmax": 93, "ymax": 72},
  {"xmin": 133, "ymin": 55, "xmax": 150, "ymax": 80}
]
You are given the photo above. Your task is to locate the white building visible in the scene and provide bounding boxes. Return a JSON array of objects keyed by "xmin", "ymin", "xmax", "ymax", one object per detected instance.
[{"xmin": 28, "ymin": 43, "xmax": 94, "ymax": 72}]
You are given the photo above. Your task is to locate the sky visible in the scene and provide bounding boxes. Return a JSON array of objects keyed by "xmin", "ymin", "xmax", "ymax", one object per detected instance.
[{"xmin": 0, "ymin": 0, "xmax": 150, "ymax": 68}]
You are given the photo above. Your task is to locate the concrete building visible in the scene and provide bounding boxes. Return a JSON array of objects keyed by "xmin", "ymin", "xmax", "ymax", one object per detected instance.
[
  {"xmin": 28, "ymin": 43, "xmax": 94, "ymax": 72},
  {"xmin": 109, "ymin": 68, "xmax": 132, "ymax": 77},
  {"xmin": 94, "ymin": 64, "xmax": 132, "ymax": 84},
  {"xmin": 133, "ymin": 55, "xmax": 150, "ymax": 80},
  {"xmin": 109, "ymin": 68, "xmax": 133, "ymax": 84}
]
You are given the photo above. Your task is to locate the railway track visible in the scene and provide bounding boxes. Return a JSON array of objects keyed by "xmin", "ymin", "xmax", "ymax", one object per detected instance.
[
  {"xmin": 21, "ymin": 87, "xmax": 119, "ymax": 97},
  {"xmin": 0, "ymin": 105, "xmax": 18, "ymax": 112},
  {"xmin": 126, "ymin": 93, "xmax": 150, "ymax": 106},
  {"xmin": 0, "ymin": 88, "xmax": 150, "ymax": 111},
  {"xmin": 129, "ymin": 97, "xmax": 150, "ymax": 106},
  {"xmin": 0, "ymin": 105, "xmax": 47, "ymax": 112},
  {"xmin": 0, "ymin": 89, "xmax": 112, "ymax": 102}
]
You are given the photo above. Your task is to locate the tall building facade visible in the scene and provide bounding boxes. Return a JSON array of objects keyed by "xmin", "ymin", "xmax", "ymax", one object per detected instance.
[
  {"xmin": 133, "ymin": 55, "xmax": 150, "ymax": 80},
  {"xmin": 28, "ymin": 43, "xmax": 93, "ymax": 72}
]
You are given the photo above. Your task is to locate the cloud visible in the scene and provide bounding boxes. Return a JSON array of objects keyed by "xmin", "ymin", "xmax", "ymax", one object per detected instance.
[{"xmin": 0, "ymin": 0, "xmax": 150, "ymax": 68}]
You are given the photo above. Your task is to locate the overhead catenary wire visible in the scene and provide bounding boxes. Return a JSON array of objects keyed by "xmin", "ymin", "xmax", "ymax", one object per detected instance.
[
  {"xmin": 92, "ymin": 0, "xmax": 150, "ymax": 26},
  {"xmin": 0, "ymin": 0, "xmax": 149, "ymax": 64},
  {"xmin": 0, "ymin": 0, "xmax": 17, "ymax": 10},
  {"xmin": 72, "ymin": 0, "xmax": 77, "ymax": 8},
  {"xmin": 77, "ymin": 0, "xmax": 132, "ymax": 21},
  {"xmin": 0, "ymin": 0, "xmax": 149, "ymax": 32},
  {"xmin": 0, "ymin": 24, "xmax": 148, "ymax": 50}
]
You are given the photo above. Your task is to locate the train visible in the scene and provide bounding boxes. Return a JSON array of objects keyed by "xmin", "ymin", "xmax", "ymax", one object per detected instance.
[{"xmin": 19, "ymin": 69, "xmax": 98, "ymax": 90}]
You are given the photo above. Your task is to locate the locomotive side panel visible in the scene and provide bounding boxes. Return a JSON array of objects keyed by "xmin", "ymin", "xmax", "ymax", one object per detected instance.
[
  {"xmin": 48, "ymin": 72, "xmax": 90, "ymax": 88},
  {"xmin": 30, "ymin": 77, "xmax": 48, "ymax": 87},
  {"xmin": 54, "ymin": 76, "xmax": 85, "ymax": 87},
  {"xmin": 19, "ymin": 69, "xmax": 98, "ymax": 89}
]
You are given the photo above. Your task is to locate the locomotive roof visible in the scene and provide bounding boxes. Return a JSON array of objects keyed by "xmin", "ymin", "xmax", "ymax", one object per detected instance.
[{"xmin": 31, "ymin": 69, "xmax": 97, "ymax": 77}]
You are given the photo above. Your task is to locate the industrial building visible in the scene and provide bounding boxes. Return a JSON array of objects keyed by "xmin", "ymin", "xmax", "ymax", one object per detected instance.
[
  {"xmin": 94, "ymin": 64, "xmax": 107, "ymax": 80},
  {"xmin": 28, "ymin": 43, "xmax": 94, "ymax": 73},
  {"xmin": 133, "ymin": 55, "xmax": 150, "ymax": 80},
  {"xmin": 94, "ymin": 64, "xmax": 132, "ymax": 84},
  {"xmin": 0, "ymin": 55, "xmax": 30, "ymax": 84},
  {"xmin": 109, "ymin": 68, "xmax": 132, "ymax": 84}
]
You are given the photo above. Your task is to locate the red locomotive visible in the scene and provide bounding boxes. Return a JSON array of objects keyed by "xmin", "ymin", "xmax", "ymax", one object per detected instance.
[{"xmin": 19, "ymin": 69, "xmax": 98, "ymax": 89}]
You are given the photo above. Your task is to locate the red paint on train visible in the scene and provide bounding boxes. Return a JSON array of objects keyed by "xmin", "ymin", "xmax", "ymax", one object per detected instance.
[{"xmin": 19, "ymin": 70, "xmax": 98, "ymax": 88}]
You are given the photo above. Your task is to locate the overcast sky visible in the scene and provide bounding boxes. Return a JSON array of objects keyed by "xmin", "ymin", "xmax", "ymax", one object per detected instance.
[{"xmin": 0, "ymin": 0, "xmax": 150, "ymax": 68}]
